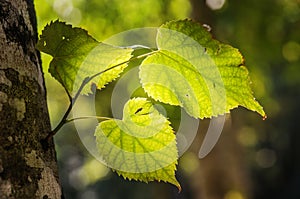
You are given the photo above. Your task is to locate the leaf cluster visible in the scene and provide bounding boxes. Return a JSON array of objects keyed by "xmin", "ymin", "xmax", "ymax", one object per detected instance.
[{"xmin": 37, "ymin": 19, "xmax": 265, "ymax": 190}]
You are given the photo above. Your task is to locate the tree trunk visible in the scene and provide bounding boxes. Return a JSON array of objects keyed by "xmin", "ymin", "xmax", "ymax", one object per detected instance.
[{"xmin": 0, "ymin": 0, "xmax": 62, "ymax": 198}]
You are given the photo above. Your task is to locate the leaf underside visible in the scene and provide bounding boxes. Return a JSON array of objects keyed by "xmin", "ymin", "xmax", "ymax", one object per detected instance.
[
  {"xmin": 94, "ymin": 98, "xmax": 180, "ymax": 190},
  {"xmin": 140, "ymin": 19, "xmax": 266, "ymax": 119}
]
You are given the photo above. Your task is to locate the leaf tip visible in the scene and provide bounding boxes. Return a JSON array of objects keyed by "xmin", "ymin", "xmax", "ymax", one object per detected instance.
[
  {"xmin": 177, "ymin": 184, "xmax": 182, "ymax": 193},
  {"xmin": 167, "ymin": 175, "xmax": 181, "ymax": 193},
  {"xmin": 262, "ymin": 114, "xmax": 267, "ymax": 120}
]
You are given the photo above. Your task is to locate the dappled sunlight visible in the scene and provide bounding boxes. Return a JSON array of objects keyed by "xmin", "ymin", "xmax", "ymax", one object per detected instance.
[
  {"xmin": 255, "ymin": 148, "xmax": 277, "ymax": 169},
  {"xmin": 179, "ymin": 152, "xmax": 200, "ymax": 176},
  {"xmin": 224, "ymin": 190, "xmax": 245, "ymax": 199},
  {"xmin": 237, "ymin": 127, "xmax": 257, "ymax": 147},
  {"xmin": 206, "ymin": 0, "xmax": 226, "ymax": 10},
  {"xmin": 76, "ymin": 159, "xmax": 110, "ymax": 187},
  {"xmin": 53, "ymin": 0, "xmax": 82, "ymax": 24},
  {"xmin": 282, "ymin": 41, "xmax": 300, "ymax": 62}
]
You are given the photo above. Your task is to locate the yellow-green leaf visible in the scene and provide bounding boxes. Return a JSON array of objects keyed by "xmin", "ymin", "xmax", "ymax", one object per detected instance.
[
  {"xmin": 94, "ymin": 98, "xmax": 180, "ymax": 190},
  {"xmin": 139, "ymin": 19, "xmax": 266, "ymax": 119}
]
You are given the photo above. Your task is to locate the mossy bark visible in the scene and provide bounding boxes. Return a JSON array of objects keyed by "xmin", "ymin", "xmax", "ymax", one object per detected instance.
[{"xmin": 0, "ymin": 0, "xmax": 62, "ymax": 198}]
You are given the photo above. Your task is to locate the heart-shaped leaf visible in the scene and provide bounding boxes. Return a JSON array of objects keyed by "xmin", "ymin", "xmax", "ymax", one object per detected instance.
[{"xmin": 94, "ymin": 98, "xmax": 180, "ymax": 190}]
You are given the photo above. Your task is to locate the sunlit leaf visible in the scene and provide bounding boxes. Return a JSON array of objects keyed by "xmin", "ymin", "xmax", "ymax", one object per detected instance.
[
  {"xmin": 140, "ymin": 19, "xmax": 266, "ymax": 119},
  {"xmin": 94, "ymin": 98, "xmax": 180, "ymax": 190},
  {"xmin": 37, "ymin": 20, "xmax": 133, "ymax": 95}
]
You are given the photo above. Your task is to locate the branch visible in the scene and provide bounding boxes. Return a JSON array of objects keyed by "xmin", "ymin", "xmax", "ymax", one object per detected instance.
[{"xmin": 44, "ymin": 76, "xmax": 89, "ymax": 141}]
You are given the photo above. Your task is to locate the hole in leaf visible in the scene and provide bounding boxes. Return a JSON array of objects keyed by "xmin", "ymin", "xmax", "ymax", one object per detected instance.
[{"xmin": 135, "ymin": 108, "xmax": 143, "ymax": 114}]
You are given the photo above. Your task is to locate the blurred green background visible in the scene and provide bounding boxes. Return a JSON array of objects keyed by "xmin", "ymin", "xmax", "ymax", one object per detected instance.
[{"xmin": 35, "ymin": 0, "xmax": 300, "ymax": 198}]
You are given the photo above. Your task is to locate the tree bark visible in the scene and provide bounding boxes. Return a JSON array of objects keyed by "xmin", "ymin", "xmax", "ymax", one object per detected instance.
[{"xmin": 0, "ymin": 0, "xmax": 62, "ymax": 198}]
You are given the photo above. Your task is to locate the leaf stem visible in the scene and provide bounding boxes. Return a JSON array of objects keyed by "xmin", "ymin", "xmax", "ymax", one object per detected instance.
[
  {"xmin": 65, "ymin": 116, "xmax": 112, "ymax": 123},
  {"xmin": 44, "ymin": 76, "xmax": 89, "ymax": 141},
  {"xmin": 44, "ymin": 50, "xmax": 156, "ymax": 141}
]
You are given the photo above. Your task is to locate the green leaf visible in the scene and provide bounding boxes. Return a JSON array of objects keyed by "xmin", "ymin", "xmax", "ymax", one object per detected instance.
[
  {"xmin": 139, "ymin": 19, "xmax": 266, "ymax": 119},
  {"xmin": 94, "ymin": 98, "xmax": 180, "ymax": 190},
  {"xmin": 37, "ymin": 20, "xmax": 133, "ymax": 95}
]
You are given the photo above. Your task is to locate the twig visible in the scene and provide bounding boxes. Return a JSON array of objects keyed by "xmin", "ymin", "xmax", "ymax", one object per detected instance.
[{"xmin": 43, "ymin": 50, "xmax": 156, "ymax": 142}]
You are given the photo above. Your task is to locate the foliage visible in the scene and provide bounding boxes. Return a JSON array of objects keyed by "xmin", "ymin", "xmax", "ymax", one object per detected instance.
[
  {"xmin": 37, "ymin": 21, "xmax": 133, "ymax": 95},
  {"xmin": 37, "ymin": 19, "xmax": 265, "ymax": 190},
  {"xmin": 140, "ymin": 20, "xmax": 265, "ymax": 118}
]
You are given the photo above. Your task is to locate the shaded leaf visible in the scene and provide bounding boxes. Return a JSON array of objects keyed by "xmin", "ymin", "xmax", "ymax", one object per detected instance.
[{"xmin": 37, "ymin": 20, "xmax": 133, "ymax": 95}]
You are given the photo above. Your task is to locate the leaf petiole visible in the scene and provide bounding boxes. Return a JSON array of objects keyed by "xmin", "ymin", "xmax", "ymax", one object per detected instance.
[{"xmin": 65, "ymin": 116, "xmax": 112, "ymax": 123}]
